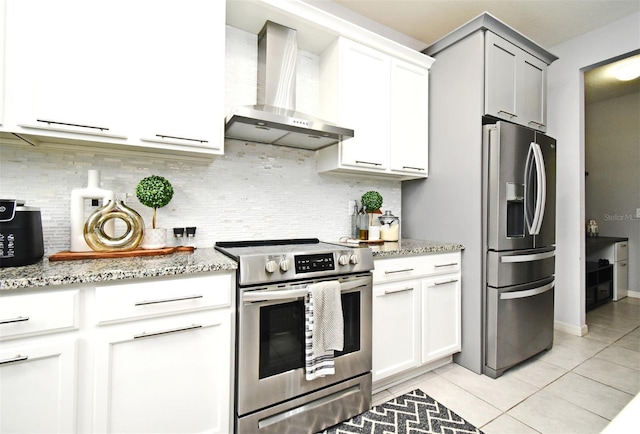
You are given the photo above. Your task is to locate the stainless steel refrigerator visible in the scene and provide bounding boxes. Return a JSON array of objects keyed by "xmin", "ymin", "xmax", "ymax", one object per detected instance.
[{"xmin": 403, "ymin": 120, "xmax": 556, "ymax": 378}]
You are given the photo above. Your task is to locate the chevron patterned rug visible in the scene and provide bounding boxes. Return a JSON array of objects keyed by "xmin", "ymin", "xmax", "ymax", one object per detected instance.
[{"xmin": 320, "ymin": 389, "xmax": 484, "ymax": 434}]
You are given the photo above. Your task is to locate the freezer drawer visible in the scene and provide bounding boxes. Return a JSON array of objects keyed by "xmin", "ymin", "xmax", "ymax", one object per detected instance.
[
  {"xmin": 487, "ymin": 248, "xmax": 555, "ymax": 287},
  {"xmin": 485, "ymin": 277, "xmax": 554, "ymax": 378}
]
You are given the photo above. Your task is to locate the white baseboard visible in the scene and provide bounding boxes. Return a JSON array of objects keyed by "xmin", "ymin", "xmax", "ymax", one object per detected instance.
[
  {"xmin": 626, "ymin": 290, "xmax": 640, "ymax": 299},
  {"xmin": 555, "ymin": 320, "xmax": 588, "ymax": 336}
]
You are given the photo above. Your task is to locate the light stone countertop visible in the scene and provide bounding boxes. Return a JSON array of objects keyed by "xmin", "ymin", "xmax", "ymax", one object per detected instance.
[
  {"xmin": 0, "ymin": 248, "xmax": 237, "ymax": 291},
  {"xmin": 367, "ymin": 238, "xmax": 465, "ymax": 258},
  {"xmin": 0, "ymin": 239, "xmax": 463, "ymax": 291}
]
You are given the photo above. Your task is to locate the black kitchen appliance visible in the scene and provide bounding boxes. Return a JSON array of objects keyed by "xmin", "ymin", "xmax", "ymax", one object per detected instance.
[{"xmin": 0, "ymin": 199, "xmax": 44, "ymax": 267}]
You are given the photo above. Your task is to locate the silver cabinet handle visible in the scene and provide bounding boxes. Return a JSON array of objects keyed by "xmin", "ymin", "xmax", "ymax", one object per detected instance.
[
  {"xmin": 134, "ymin": 324, "xmax": 202, "ymax": 339},
  {"xmin": 37, "ymin": 119, "xmax": 109, "ymax": 132},
  {"xmin": 497, "ymin": 110, "xmax": 517, "ymax": 118},
  {"xmin": 432, "ymin": 279, "xmax": 459, "ymax": 286},
  {"xmin": 355, "ymin": 160, "xmax": 383, "ymax": 166},
  {"xmin": 402, "ymin": 166, "xmax": 425, "ymax": 171},
  {"xmin": 434, "ymin": 263, "xmax": 458, "ymax": 268},
  {"xmin": 619, "ymin": 243, "xmax": 627, "ymax": 248},
  {"xmin": 620, "ymin": 263, "xmax": 627, "ymax": 267},
  {"xmin": 0, "ymin": 316, "xmax": 30, "ymax": 325},
  {"xmin": 384, "ymin": 268, "xmax": 414, "ymax": 274},
  {"xmin": 382, "ymin": 287, "xmax": 414, "ymax": 296},
  {"xmin": 528, "ymin": 120, "xmax": 546, "ymax": 128},
  {"xmin": 0, "ymin": 354, "xmax": 28, "ymax": 365},
  {"xmin": 153, "ymin": 134, "xmax": 208, "ymax": 144},
  {"xmin": 134, "ymin": 294, "xmax": 203, "ymax": 306}
]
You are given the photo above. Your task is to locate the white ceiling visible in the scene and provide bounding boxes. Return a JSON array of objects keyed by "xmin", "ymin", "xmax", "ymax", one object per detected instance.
[{"xmin": 322, "ymin": 0, "xmax": 640, "ymax": 102}]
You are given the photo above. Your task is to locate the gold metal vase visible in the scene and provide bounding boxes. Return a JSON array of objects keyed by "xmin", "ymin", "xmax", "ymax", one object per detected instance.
[{"xmin": 84, "ymin": 200, "xmax": 144, "ymax": 251}]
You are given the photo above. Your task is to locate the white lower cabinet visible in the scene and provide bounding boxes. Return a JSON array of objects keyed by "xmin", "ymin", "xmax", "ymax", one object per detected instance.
[
  {"xmin": 0, "ymin": 288, "xmax": 80, "ymax": 433},
  {"xmin": 92, "ymin": 310, "xmax": 231, "ymax": 434},
  {"xmin": 89, "ymin": 271, "xmax": 234, "ymax": 434},
  {"xmin": 372, "ymin": 252, "xmax": 462, "ymax": 385},
  {"xmin": 1, "ymin": 270, "xmax": 234, "ymax": 434},
  {"xmin": 0, "ymin": 339, "xmax": 78, "ymax": 433},
  {"xmin": 421, "ymin": 276, "xmax": 461, "ymax": 364},
  {"xmin": 372, "ymin": 279, "xmax": 421, "ymax": 382}
]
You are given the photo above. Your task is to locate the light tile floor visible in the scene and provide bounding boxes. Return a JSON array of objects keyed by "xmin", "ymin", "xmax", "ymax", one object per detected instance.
[{"xmin": 373, "ymin": 297, "xmax": 640, "ymax": 434}]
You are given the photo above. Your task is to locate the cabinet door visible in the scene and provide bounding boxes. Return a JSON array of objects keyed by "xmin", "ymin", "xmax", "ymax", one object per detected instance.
[
  {"xmin": 614, "ymin": 260, "xmax": 629, "ymax": 301},
  {"xmin": 421, "ymin": 275, "xmax": 461, "ymax": 364},
  {"xmin": 372, "ymin": 279, "xmax": 420, "ymax": 382},
  {"xmin": 389, "ymin": 59, "xmax": 429, "ymax": 175},
  {"xmin": 519, "ymin": 54, "xmax": 547, "ymax": 131},
  {"xmin": 0, "ymin": 339, "xmax": 77, "ymax": 433},
  {"xmin": 6, "ymin": 0, "xmax": 129, "ymax": 140},
  {"xmin": 485, "ymin": 32, "xmax": 518, "ymax": 122},
  {"xmin": 339, "ymin": 39, "xmax": 390, "ymax": 170},
  {"xmin": 136, "ymin": 0, "xmax": 225, "ymax": 152},
  {"xmin": 93, "ymin": 311, "xmax": 231, "ymax": 434}
]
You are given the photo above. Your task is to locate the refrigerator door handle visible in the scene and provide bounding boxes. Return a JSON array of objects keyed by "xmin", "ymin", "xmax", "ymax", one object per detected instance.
[
  {"xmin": 533, "ymin": 143, "xmax": 547, "ymax": 235},
  {"xmin": 500, "ymin": 281, "xmax": 554, "ymax": 300},
  {"xmin": 500, "ymin": 250, "xmax": 555, "ymax": 263},
  {"xmin": 524, "ymin": 142, "xmax": 547, "ymax": 235}
]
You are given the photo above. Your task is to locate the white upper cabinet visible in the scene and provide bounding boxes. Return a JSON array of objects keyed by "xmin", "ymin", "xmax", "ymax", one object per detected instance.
[
  {"xmin": 2, "ymin": 0, "xmax": 224, "ymax": 157},
  {"xmin": 135, "ymin": 0, "xmax": 225, "ymax": 153},
  {"xmin": 485, "ymin": 31, "xmax": 548, "ymax": 132},
  {"xmin": 318, "ymin": 37, "xmax": 432, "ymax": 180},
  {"xmin": 389, "ymin": 59, "xmax": 429, "ymax": 175}
]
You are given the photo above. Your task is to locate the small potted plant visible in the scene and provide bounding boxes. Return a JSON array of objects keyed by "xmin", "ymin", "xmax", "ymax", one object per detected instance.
[
  {"xmin": 361, "ymin": 191, "xmax": 383, "ymax": 240},
  {"xmin": 136, "ymin": 175, "xmax": 174, "ymax": 249}
]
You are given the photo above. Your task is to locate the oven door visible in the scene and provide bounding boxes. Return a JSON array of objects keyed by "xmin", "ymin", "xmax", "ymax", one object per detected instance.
[{"xmin": 236, "ymin": 273, "xmax": 372, "ymax": 417}]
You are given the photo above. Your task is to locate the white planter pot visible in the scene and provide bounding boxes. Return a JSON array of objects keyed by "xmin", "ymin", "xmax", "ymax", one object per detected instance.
[
  {"xmin": 140, "ymin": 228, "xmax": 167, "ymax": 249},
  {"xmin": 368, "ymin": 225, "xmax": 380, "ymax": 241}
]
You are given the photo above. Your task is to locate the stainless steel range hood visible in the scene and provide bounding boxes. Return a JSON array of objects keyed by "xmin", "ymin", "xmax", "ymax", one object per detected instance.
[{"xmin": 225, "ymin": 21, "xmax": 354, "ymax": 150}]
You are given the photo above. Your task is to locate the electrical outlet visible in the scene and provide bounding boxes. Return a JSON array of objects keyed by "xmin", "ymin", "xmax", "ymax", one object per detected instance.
[{"xmin": 348, "ymin": 200, "xmax": 356, "ymax": 215}]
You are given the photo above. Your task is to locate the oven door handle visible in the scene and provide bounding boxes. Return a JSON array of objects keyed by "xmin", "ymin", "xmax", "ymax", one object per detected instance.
[{"xmin": 243, "ymin": 276, "xmax": 370, "ymax": 303}]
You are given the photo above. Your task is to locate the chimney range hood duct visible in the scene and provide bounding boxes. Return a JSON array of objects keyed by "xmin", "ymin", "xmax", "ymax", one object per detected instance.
[{"xmin": 224, "ymin": 21, "xmax": 354, "ymax": 150}]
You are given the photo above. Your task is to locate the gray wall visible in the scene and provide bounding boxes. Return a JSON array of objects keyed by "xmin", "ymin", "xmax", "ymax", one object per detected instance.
[{"xmin": 585, "ymin": 90, "xmax": 640, "ymax": 290}]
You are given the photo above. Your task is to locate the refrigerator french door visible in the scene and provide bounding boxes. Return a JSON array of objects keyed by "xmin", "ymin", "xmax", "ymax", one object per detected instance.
[{"xmin": 483, "ymin": 121, "xmax": 556, "ymax": 378}]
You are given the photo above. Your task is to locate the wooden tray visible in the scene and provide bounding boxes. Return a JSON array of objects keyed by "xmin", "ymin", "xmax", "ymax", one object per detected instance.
[
  {"xmin": 358, "ymin": 239, "xmax": 385, "ymax": 245},
  {"xmin": 48, "ymin": 246, "xmax": 195, "ymax": 262}
]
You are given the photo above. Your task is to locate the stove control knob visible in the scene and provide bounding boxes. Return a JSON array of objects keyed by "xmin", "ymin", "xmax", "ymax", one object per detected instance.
[
  {"xmin": 338, "ymin": 254, "xmax": 349, "ymax": 266},
  {"xmin": 265, "ymin": 260, "xmax": 278, "ymax": 273},
  {"xmin": 349, "ymin": 254, "xmax": 360, "ymax": 265},
  {"xmin": 279, "ymin": 259, "xmax": 291, "ymax": 272}
]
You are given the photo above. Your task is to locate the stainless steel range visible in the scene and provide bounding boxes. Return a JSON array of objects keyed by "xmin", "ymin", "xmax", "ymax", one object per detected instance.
[{"xmin": 215, "ymin": 238, "xmax": 374, "ymax": 434}]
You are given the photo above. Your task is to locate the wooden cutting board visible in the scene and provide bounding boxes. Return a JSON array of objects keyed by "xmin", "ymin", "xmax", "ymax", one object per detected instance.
[{"xmin": 48, "ymin": 246, "xmax": 195, "ymax": 262}]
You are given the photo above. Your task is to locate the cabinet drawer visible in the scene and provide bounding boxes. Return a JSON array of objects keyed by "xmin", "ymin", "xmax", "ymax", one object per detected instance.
[
  {"xmin": 95, "ymin": 272, "xmax": 232, "ymax": 324},
  {"xmin": 0, "ymin": 290, "xmax": 79, "ymax": 340},
  {"xmin": 615, "ymin": 242, "xmax": 628, "ymax": 262},
  {"xmin": 373, "ymin": 252, "xmax": 461, "ymax": 283}
]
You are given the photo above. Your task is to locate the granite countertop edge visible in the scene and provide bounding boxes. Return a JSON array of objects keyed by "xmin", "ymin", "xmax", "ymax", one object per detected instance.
[
  {"xmin": 0, "ymin": 240, "xmax": 463, "ymax": 291},
  {"xmin": 369, "ymin": 239, "xmax": 465, "ymax": 258}
]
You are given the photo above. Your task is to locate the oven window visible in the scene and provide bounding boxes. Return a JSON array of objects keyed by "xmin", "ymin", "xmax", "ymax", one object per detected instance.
[
  {"xmin": 258, "ymin": 292, "xmax": 362, "ymax": 379},
  {"xmin": 259, "ymin": 300, "xmax": 305, "ymax": 379}
]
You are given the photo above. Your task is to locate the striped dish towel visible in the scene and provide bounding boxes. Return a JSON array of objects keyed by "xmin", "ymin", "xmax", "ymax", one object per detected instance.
[{"xmin": 305, "ymin": 281, "xmax": 343, "ymax": 381}]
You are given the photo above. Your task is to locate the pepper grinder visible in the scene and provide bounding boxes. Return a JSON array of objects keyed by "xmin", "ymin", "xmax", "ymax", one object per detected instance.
[{"xmin": 186, "ymin": 227, "xmax": 197, "ymax": 248}]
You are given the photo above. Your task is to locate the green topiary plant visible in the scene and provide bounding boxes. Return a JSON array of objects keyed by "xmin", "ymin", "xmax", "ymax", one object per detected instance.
[
  {"xmin": 361, "ymin": 191, "xmax": 383, "ymax": 212},
  {"xmin": 135, "ymin": 175, "xmax": 174, "ymax": 229},
  {"xmin": 361, "ymin": 191, "xmax": 383, "ymax": 226}
]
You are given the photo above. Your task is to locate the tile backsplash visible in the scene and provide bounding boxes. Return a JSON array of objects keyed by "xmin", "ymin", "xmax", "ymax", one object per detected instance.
[{"xmin": 0, "ymin": 26, "xmax": 401, "ymax": 255}]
